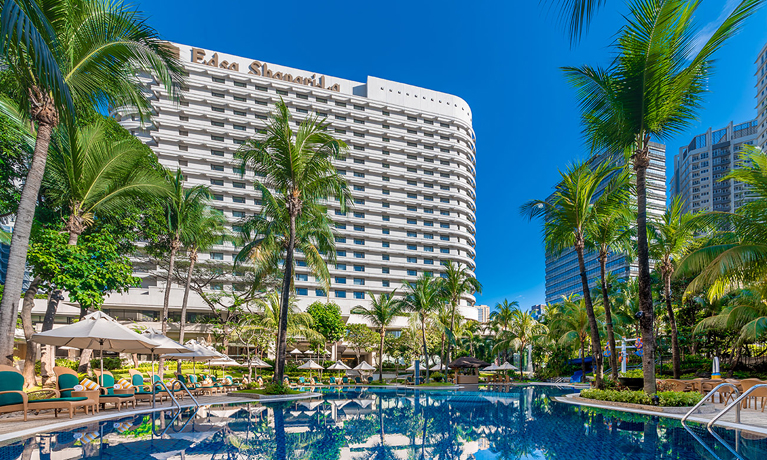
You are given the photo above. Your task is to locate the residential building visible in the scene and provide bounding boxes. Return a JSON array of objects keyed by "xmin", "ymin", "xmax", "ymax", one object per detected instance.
[
  {"xmin": 476, "ymin": 304, "xmax": 491, "ymax": 323},
  {"xmin": 111, "ymin": 43, "xmax": 478, "ymax": 322},
  {"xmin": 530, "ymin": 304, "xmax": 544, "ymax": 321},
  {"xmin": 544, "ymin": 145, "xmax": 666, "ymax": 304},
  {"xmin": 756, "ymin": 44, "xmax": 767, "ymax": 150},
  {"xmin": 669, "ymin": 120, "xmax": 758, "ymax": 214}
]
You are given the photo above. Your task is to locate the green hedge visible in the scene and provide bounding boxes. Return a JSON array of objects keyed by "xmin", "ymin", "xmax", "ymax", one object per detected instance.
[{"xmin": 580, "ymin": 389, "xmax": 702, "ymax": 407}]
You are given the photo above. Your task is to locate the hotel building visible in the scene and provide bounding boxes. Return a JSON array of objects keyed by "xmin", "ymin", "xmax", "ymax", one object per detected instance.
[
  {"xmin": 109, "ymin": 43, "xmax": 478, "ymax": 322},
  {"xmin": 756, "ymin": 44, "xmax": 767, "ymax": 150},
  {"xmin": 669, "ymin": 120, "xmax": 758, "ymax": 215},
  {"xmin": 544, "ymin": 145, "xmax": 667, "ymax": 304}
]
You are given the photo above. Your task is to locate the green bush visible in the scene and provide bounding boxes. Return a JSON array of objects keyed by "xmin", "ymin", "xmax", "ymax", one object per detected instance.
[
  {"xmin": 657, "ymin": 391, "xmax": 703, "ymax": 407},
  {"xmin": 619, "ymin": 369, "xmax": 643, "ymax": 378},
  {"xmin": 55, "ymin": 359, "xmax": 79, "ymax": 371},
  {"xmin": 91, "ymin": 357, "xmax": 122, "ymax": 371},
  {"xmin": 263, "ymin": 382, "xmax": 293, "ymax": 395},
  {"xmin": 431, "ymin": 372, "xmax": 444, "ymax": 382}
]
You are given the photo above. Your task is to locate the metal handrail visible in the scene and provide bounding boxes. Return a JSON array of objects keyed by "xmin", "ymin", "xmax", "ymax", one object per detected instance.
[
  {"xmin": 706, "ymin": 384, "xmax": 767, "ymax": 429},
  {"xmin": 681, "ymin": 424, "xmax": 723, "ymax": 460},
  {"xmin": 154, "ymin": 380, "xmax": 181, "ymax": 411},
  {"xmin": 172, "ymin": 379, "xmax": 200, "ymax": 408},
  {"xmin": 681, "ymin": 382, "xmax": 740, "ymax": 423}
]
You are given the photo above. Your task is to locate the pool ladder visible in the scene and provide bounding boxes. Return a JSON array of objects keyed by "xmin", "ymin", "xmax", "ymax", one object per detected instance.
[{"xmin": 681, "ymin": 382, "xmax": 767, "ymax": 460}]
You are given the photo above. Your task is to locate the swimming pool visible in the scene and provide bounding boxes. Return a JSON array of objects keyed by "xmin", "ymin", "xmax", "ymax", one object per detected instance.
[{"xmin": 1, "ymin": 386, "xmax": 765, "ymax": 459}]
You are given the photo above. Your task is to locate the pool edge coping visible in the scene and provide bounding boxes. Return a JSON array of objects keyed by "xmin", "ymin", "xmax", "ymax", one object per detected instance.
[{"xmin": 554, "ymin": 394, "xmax": 767, "ymax": 435}]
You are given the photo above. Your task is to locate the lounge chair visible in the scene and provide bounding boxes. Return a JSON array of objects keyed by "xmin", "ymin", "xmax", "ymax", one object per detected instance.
[
  {"xmin": 128, "ymin": 370, "xmax": 168, "ymax": 402},
  {"xmin": 329, "ymin": 376, "xmax": 337, "ymax": 385},
  {"xmin": 94, "ymin": 370, "xmax": 137, "ymax": 410},
  {"xmin": 53, "ymin": 366, "xmax": 99, "ymax": 414},
  {"xmin": 342, "ymin": 377, "xmax": 350, "ymax": 385},
  {"xmin": 176, "ymin": 373, "xmax": 205, "ymax": 396},
  {"xmin": 663, "ymin": 379, "xmax": 693, "ymax": 393},
  {"xmin": 741, "ymin": 379, "xmax": 767, "ymax": 411},
  {"xmin": 0, "ymin": 365, "xmax": 90, "ymax": 421},
  {"xmin": 355, "ymin": 377, "xmax": 362, "ymax": 384},
  {"xmin": 367, "ymin": 376, "xmax": 373, "ymax": 384},
  {"xmin": 150, "ymin": 374, "xmax": 185, "ymax": 399},
  {"xmin": 222, "ymin": 375, "xmax": 239, "ymax": 391}
]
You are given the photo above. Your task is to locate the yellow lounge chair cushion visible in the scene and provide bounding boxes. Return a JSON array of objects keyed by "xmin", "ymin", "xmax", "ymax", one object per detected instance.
[{"xmin": 80, "ymin": 378, "xmax": 100, "ymax": 390}]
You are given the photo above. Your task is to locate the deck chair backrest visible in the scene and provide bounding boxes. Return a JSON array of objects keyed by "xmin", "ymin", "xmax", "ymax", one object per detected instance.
[
  {"xmin": 99, "ymin": 373, "xmax": 116, "ymax": 395},
  {"xmin": 0, "ymin": 365, "xmax": 24, "ymax": 406},
  {"xmin": 54, "ymin": 366, "xmax": 80, "ymax": 398}
]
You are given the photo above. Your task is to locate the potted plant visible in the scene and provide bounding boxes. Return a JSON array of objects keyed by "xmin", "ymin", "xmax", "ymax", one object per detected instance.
[{"xmin": 618, "ymin": 369, "xmax": 645, "ymax": 390}]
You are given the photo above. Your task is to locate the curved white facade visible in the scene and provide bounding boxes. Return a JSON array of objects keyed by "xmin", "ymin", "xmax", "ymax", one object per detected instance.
[{"xmin": 116, "ymin": 43, "xmax": 478, "ymax": 315}]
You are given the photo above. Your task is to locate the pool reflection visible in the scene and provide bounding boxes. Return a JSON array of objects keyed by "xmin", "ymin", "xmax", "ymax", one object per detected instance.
[{"xmin": 4, "ymin": 386, "xmax": 767, "ymax": 459}]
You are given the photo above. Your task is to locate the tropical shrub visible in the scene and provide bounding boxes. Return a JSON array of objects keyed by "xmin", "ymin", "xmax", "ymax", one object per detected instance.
[
  {"xmin": 580, "ymin": 389, "xmax": 651, "ymax": 405},
  {"xmin": 263, "ymin": 382, "xmax": 294, "ymax": 395},
  {"xmin": 431, "ymin": 372, "xmax": 444, "ymax": 382},
  {"xmin": 55, "ymin": 359, "xmax": 79, "ymax": 371},
  {"xmin": 619, "ymin": 369, "xmax": 644, "ymax": 378},
  {"xmin": 91, "ymin": 357, "xmax": 123, "ymax": 371},
  {"xmin": 657, "ymin": 391, "xmax": 703, "ymax": 407}
]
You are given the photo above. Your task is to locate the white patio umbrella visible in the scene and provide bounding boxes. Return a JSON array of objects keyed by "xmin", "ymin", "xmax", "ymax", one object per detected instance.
[
  {"xmin": 298, "ymin": 359, "xmax": 324, "ymax": 379},
  {"xmin": 31, "ymin": 311, "xmax": 162, "ymax": 378},
  {"xmin": 354, "ymin": 361, "xmax": 376, "ymax": 372},
  {"xmin": 290, "ymin": 348, "xmax": 303, "ymax": 362},
  {"xmin": 326, "ymin": 360, "xmax": 351, "ymax": 371},
  {"xmin": 246, "ymin": 357, "xmax": 272, "ymax": 368},
  {"xmin": 208, "ymin": 357, "xmax": 241, "ymax": 377},
  {"xmin": 483, "ymin": 363, "xmax": 499, "ymax": 371},
  {"xmin": 127, "ymin": 328, "xmax": 192, "ymax": 378},
  {"xmin": 496, "ymin": 361, "xmax": 519, "ymax": 371},
  {"xmin": 430, "ymin": 363, "xmax": 447, "ymax": 371},
  {"xmin": 405, "ymin": 362, "xmax": 425, "ymax": 372},
  {"xmin": 163, "ymin": 339, "xmax": 222, "ymax": 374}
]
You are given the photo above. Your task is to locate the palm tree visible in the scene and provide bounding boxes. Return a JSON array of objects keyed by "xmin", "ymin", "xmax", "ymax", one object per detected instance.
[
  {"xmin": 177, "ymin": 208, "xmax": 227, "ymax": 348},
  {"xmin": 352, "ymin": 290, "xmax": 405, "ymax": 383},
  {"xmin": 155, "ymin": 169, "xmax": 211, "ymax": 377},
  {"xmin": 44, "ymin": 120, "xmax": 168, "ymax": 245},
  {"xmin": 521, "ymin": 159, "xmax": 626, "ymax": 389},
  {"xmin": 439, "ymin": 261, "xmax": 482, "ymax": 365},
  {"xmin": 494, "ymin": 308, "xmax": 547, "ymax": 379},
  {"xmin": 563, "ymin": 0, "xmax": 761, "ymax": 392},
  {"xmin": 693, "ymin": 286, "xmax": 767, "ymax": 345},
  {"xmin": 547, "ymin": 294, "xmax": 594, "ymax": 380},
  {"xmin": 237, "ymin": 100, "xmax": 350, "ymax": 383},
  {"xmin": 0, "ymin": 0, "xmax": 183, "ymax": 362},
  {"xmin": 585, "ymin": 200, "xmax": 632, "ymax": 380},
  {"xmin": 546, "ymin": 0, "xmax": 608, "ymax": 45},
  {"xmin": 253, "ymin": 291, "xmax": 322, "ymax": 351},
  {"xmin": 401, "ymin": 274, "xmax": 443, "ymax": 382},
  {"xmin": 647, "ymin": 196, "xmax": 704, "ymax": 378},
  {"xmin": 489, "ymin": 299, "xmax": 518, "ymax": 363}
]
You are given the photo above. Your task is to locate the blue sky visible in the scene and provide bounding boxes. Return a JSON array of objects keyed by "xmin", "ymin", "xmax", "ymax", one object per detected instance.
[{"xmin": 135, "ymin": 0, "xmax": 767, "ymax": 311}]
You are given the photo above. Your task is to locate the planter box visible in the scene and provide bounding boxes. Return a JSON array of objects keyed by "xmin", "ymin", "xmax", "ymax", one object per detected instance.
[
  {"xmin": 618, "ymin": 377, "xmax": 645, "ymax": 391},
  {"xmin": 229, "ymin": 392, "xmax": 318, "ymax": 401},
  {"xmin": 570, "ymin": 395, "xmax": 713, "ymax": 414}
]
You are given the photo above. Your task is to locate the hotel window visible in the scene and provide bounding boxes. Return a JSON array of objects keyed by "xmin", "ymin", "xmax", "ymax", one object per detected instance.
[
  {"xmin": 424, "ymin": 259, "xmax": 434, "ymax": 265},
  {"xmin": 424, "ymin": 208, "xmax": 434, "ymax": 214},
  {"xmin": 354, "ymin": 225, "xmax": 364, "ymax": 232},
  {"xmin": 296, "ymin": 274, "xmax": 308, "ymax": 281},
  {"xmin": 353, "ymin": 278, "xmax": 365, "ymax": 286},
  {"xmin": 335, "ymin": 210, "xmax": 346, "ymax": 216},
  {"xmin": 179, "ymin": 130, "xmax": 188, "ymax": 136},
  {"xmin": 441, "ymin": 198, "xmax": 450, "ymax": 203},
  {"xmin": 424, "ymin": 183, "xmax": 434, "ymax": 189},
  {"xmin": 424, "ymin": 233, "xmax": 433, "ymax": 239},
  {"xmin": 234, "ymin": 81, "xmax": 246, "ymax": 87},
  {"xmin": 440, "ymin": 148, "xmax": 450, "ymax": 153},
  {"xmin": 382, "ymin": 137, "xmax": 390, "ymax": 142},
  {"xmin": 353, "ymin": 185, "xmax": 365, "ymax": 191},
  {"xmin": 382, "ymin": 150, "xmax": 390, "ymax": 155},
  {"xmin": 382, "ymin": 241, "xmax": 390, "ymax": 248},
  {"xmin": 354, "ymin": 159, "xmax": 365, "ymax": 164},
  {"xmin": 441, "ymin": 160, "xmax": 450, "ymax": 165},
  {"xmin": 335, "ymin": 129, "xmax": 346, "ymax": 134},
  {"xmin": 407, "ymin": 129, "xmax": 417, "ymax": 134},
  {"xmin": 441, "ymin": 211, "xmax": 450, "ymax": 216},
  {"xmin": 335, "ymin": 277, "xmax": 347, "ymax": 284},
  {"xmin": 212, "ymin": 92, "xmax": 225, "ymax": 98},
  {"xmin": 424, "ymin": 221, "xmax": 434, "ymax": 227},
  {"xmin": 441, "ymin": 236, "xmax": 450, "ymax": 241},
  {"xmin": 234, "ymin": 96, "xmax": 246, "ymax": 102},
  {"xmin": 407, "ymin": 206, "xmax": 417, "ymax": 212},
  {"xmin": 407, "ymin": 116, "xmax": 417, "ymax": 122},
  {"xmin": 382, "ymin": 124, "xmax": 390, "ymax": 129},
  {"xmin": 354, "ymin": 212, "xmax": 365, "ymax": 218},
  {"xmin": 233, "ymin": 125, "xmax": 246, "ymax": 131},
  {"xmin": 424, "ymin": 145, "xmax": 434, "ymax": 150},
  {"xmin": 424, "ymin": 170, "xmax": 434, "ymax": 176},
  {"xmin": 212, "ymin": 106, "xmax": 225, "ymax": 113},
  {"xmin": 353, "ymin": 252, "xmax": 365, "ymax": 259},
  {"xmin": 335, "ymin": 101, "xmax": 346, "ymax": 107},
  {"xmin": 441, "ymin": 248, "xmax": 450, "ymax": 254},
  {"xmin": 408, "ymin": 154, "xmax": 418, "ymax": 160},
  {"xmin": 297, "ymin": 260, "xmax": 307, "ymax": 267},
  {"xmin": 382, "ymin": 254, "xmax": 390, "ymax": 261},
  {"xmin": 407, "ymin": 167, "xmax": 417, "ymax": 173},
  {"xmin": 233, "ymin": 182, "xmax": 245, "ymax": 189},
  {"xmin": 233, "ymin": 110, "xmax": 246, "ymax": 116},
  {"xmin": 336, "ymin": 223, "xmax": 346, "ymax": 230},
  {"xmin": 255, "ymin": 100, "xmax": 267, "ymax": 106},
  {"xmin": 354, "ymin": 265, "xmax": 365, "ymax": 272},
  {"xmin": 424, "ymin": 246, "xmax": 434, "ymax": 252},
  {"xmin": 335, "ymin": 237, "xmax": 346, "ymax": 243},
  {"xmin": 382, "ymin": 280, "xmax": 390, "ymax": 287},
  {"xmin": 179, "ymin": 115, "xmax": 189, "ymax": 121},
  {"xmin": 232, "ymin": 211, "xmax": 245, "ymax": 218},
  {"xmin": 354, "ymin": 239, "xmax": 365, "ymax": 245},
  {"xmin": 354, "ymin": 172, "xmax": 365, "ymax": 178},
  {"xmin": 296, "ymin": 93, "xmax": 308, "ymax": 100},
  {"xmin": 354, "ymin": 292, "xmax": 365, "ymax": 299},
  {"xmin": 354, "ymin": 144, "xmax": 365, "ymax": 149},
  {"xmin": 211, "ymin": 252, "xmax": 224, "ymax": 260},
  {"xmin": 382, "ymin": 110, "xmax": 390, "ymax": 116},
  {"xmin": 407, "ymin": 270, "xmax": 417, "ymax": 276},
  {"xmin": 407, "ymin": 142, "xmax": 417, "ymax": 147},
  {"xmin": 424, "ymin": 195, "xmax": 434, "ymax": 201},
  {"xmin": 255, "ymin": 85, "xmax": 268, "ymax": 91},
  {"xmin": 210, "ymin": 179, "xmax": 223, "ymax": 186},
  {"xmin": 354, "ymin": 104, "xmax": 365, "ymax": 111},
  {"xmin": 382, "ymin": 176, "xmax": 390, "ymax": 182},
  {"xmin": 316, "ymin": 97, "xmax": 327, "ymax": 103},
  {"xmin": 296, "ymin": 108, "xmax": 308, "ymax": 113},
  {"xmin": 382, "ymin": 163, "xmax": 390, "ymax": 169},
  {"xmin": 232, "ymin": 225, "xmax": 242, "ymax": 233},
  {"xmin": 211, "ymin": 135, "xmax": 224, "ymax": 142},
  {"xmin": 233, "ymin": 139, "xmax": 246, "ymax": 145},
  {"xmin": 382, "ymin": 202, "xmax": 390, "ymax": 208},
  {"xmin": 336, "ymin": 264, "xmax": 347, "ymax": 270},
  {"xmin": 233, "ymin": 197, "xmax": 245, "ymax": 204},
  {"xmin": 335, "ymin": 115, "xmax": 346, "ymax": 121},
  {"xmin": 383, "ymin": 215, "xmax": 390, "ymax": 221},
  {"xmin": 276, "ymin": 90, "xmax": 288, "ymax": 96},
  {"xmin": 354, "ymin": 199, "xmax": 365, "ymax": 205},
  {"xmin": 335, "ymin": 290, "xmax": 347, "ymax": 298},
  {"xmin": 407, "ymin": 180, "xmax": 417, "ymax": 186},
  {"xmin": 354, "ymin": 119, "xmax": 365, "ymax": 124},
  {"xmin": 212, "ymin": 77, "xmax": 225, "ymax": 83},
  {"xmin": 213, "ymin": 194, "xmax": 223, "ymax": 201},
  {"xmin": 337, "ymin": 250, "xmax": 347, "ymax": 257},
  {"xmin": 382, "ymin": 267, "xmax": 390, "ymax": 274},
  {"xmin": 211, "ymin": 165, "xmax": 224, "ymax": 171},
  {"xmin": 337, "ymin": 169, "xmax": 346, "ymax": 175},
  {"xmin": 382, "ymin": 228, "xmax": 390, "ymax": 235},
  {"xmin": 440, "ymin": 223, "xmax": 450, "ymax": 228},
  {"xmin": 407, "ymin": 245, "xmax": 417, "ymax": 251},
  {"xmin": 297, "ymin": 288, "xmax": 308, "ymax": 296},
  {"xmin": 382, "ymin": 189, "xmax": 390, "ymax": 195},
  {"xmin": 407, "ymin": 231, "xmax": 417, "ymax": 237},
  {"xmin": 315, "ymin": 289, "xmax": 326, "ymax": 296},
  {"xmin": 407, "ymin": 219, "xmax": 417, "ymax": 225}
]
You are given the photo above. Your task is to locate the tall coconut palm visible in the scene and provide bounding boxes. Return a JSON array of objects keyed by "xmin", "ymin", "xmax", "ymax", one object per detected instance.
[
  {"xmin": 45, "ymin": 120, "xmax": 169, "ymax": 245},
  {"xmin": 401, "ymin": 274, "xmax": 443, "ymax": 382},
  {"xmin": 693, "ymin": 286, "xmax": 767, "ymax": 345},
  {"xmin": 439, "ymin": 261, "xmax": 482, "ymax": 365},
  {"xmin": 648, "ymin": 196, "xmax": 705, "ymax": 378},
  {"xmin": 585, "ymin": 193, "xmax": 632, "ymax": 380},
  {"xmin": 177, "ymin": 208, "xmax": 227, "ymax": 348},
  {"xmin": 521, "ymin": 159, "xmax": 626, "ymax": 389},
  {"xmin": 493, "ymin": 308, "xmax": 547, "ymax": 379},
  {"xmin": 547, "ymin": 294, "xmax": 595, "ymax": 380},
  {"xmin": 0, "ymin": 0, "xmax": 183, "ymax": 362},
  {"xmin": 253, "ymin": 291, "xmax": 323, "ymax": 350},
  {"xmin": 237, "ymin": 100, "xmax": 350, "ymax": 383},
  {"xmin": 489, "ymin": 299, "xmax": 518, "ymax": 363},
  {"xmin": 563, "ymin": 0, "xmax": 761, "ymax": 392},
  {"xmin": 352, "ymin": 290, "xmax": 405, "ymax": 383}
]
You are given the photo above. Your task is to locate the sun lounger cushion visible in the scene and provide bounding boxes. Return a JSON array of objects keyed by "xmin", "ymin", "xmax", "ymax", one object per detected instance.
[
  {"xmin": 58, "ymin": 374, "xmax": 80, "ymax": 397},
  {"xmin": 29, "ymin": 397, "xmax": 88, "ymax": 403},
  {"xmin": 80, "ymin": 378, "xmax": 100, "ymax": 390},
  {"xmin": 102, "ymin": 393, "xmax": 134, "ymax": 398},
  {"xmin": 0, "ymin": 371, "xmax": 24, "ymax": 405},
  {"xmin": 117, "ymin": 378, "xmax": 131, "ymax": 388},
  {"xmin": 131, "ymin": 374, "xmax": 145, "ymax": 387}
]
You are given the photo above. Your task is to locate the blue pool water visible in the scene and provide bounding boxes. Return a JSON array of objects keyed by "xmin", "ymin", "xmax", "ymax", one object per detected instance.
[{"xmin": 1, "ymin": 385, "xmax": 766, "ymax": 459}]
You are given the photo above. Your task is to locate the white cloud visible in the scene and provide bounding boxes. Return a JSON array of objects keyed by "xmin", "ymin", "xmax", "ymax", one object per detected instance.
[{"xmin": 690, "ymin": 0, "xmax": 740, "ymax": 55}]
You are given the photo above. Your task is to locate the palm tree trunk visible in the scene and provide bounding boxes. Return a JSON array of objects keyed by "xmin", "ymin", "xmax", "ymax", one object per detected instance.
[
  {"xmin": 634, "ymin": 138, "xmax": 656, "ymax": 394},
  {"xmin": 580, "ymin": 339, "xmax": 587, "ymax": 382},
  {"xmin": 421, "ymin": 318, "xmax": 430, "ymax": 383},
  {"xmin": 274, "ymin": 214, "xmax": 296, "ymax": 383},
  {"xmin": 159, "ymin": 237, "xmax": 180, "ymax": 378},
  {"xmin": 0, "ymin": 121, "xmax": 56, "ymax": 365},
  {"xmin": 447, "ymin": 300, "xmax": 457, "ymax": 364},
  {"xmin": 440, "ymin": 332, "xmax": 445, "ymax": 371},
  {"xmin": 177, "ymin": 247, "xmax": 197, "ymax": 373},
  {"xmin": 599, "ymin": 253, "xmax": 618, "ymax": 381},
  {"xmin": 21, "ymin": 277, "xmax": 42, "ymax": 388},
  {"xmin": 575, "ymin": 240, "xmax": 603, "ymax": 388},
  {"xmin": 42, "ymin": 289, "xmax": 62, "ymax": 380},
  {"xmin": 664, "ymin": 270, "xmax": 681, "ymax": 379},
  {"xmin": 378, "ymin": 328, "xmax": 385, "ymax": 383}
]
